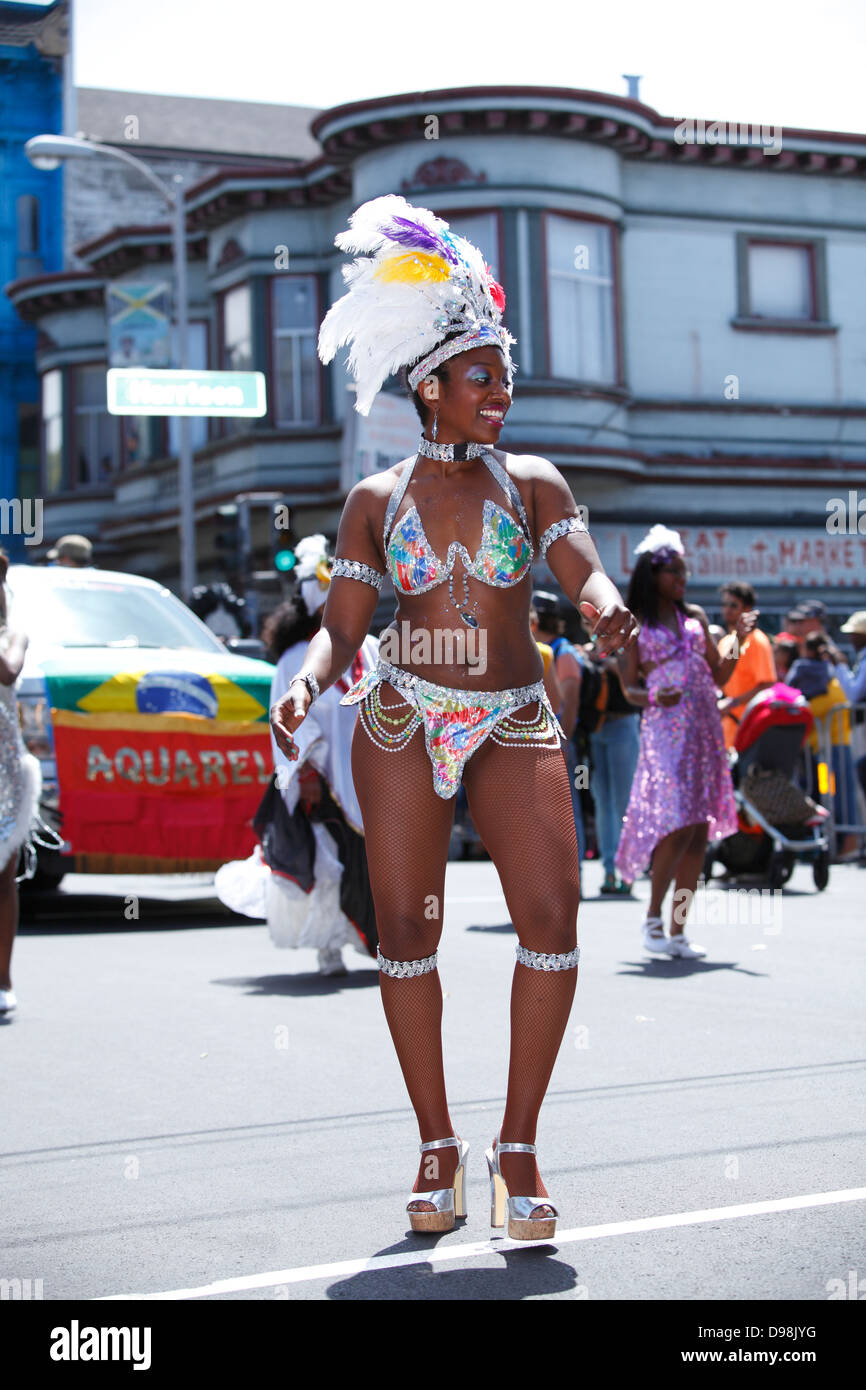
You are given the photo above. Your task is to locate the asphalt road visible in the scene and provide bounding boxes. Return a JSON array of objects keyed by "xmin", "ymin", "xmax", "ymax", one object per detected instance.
[{"xmin": 2, "ymin": 858, "xmax": 864, "ymax": 1302}]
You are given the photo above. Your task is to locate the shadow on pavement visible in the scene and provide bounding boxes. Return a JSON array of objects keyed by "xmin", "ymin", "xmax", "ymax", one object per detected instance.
[
  {"xmin": 327, "ymin": 1240, "xmax": 580, "ymax": 1300},
  {"xmin": 19, "ymin": 891, "xmax": 253, "ymax": 934},
  {"xmin": 215, "ymin": 969, "xmax": 380, "ymax": 996},
  {"xmin": 616, "ymin": 958, "xmax": 767, "ymax": 978}
]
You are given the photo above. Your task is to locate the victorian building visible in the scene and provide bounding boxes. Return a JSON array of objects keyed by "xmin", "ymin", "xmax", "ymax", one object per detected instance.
[{"xmin": 5, "ymin": 79, "xmax": 866, "ymax": 617}]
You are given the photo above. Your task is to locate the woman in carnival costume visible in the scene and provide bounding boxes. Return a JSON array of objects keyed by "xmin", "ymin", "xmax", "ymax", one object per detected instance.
[
  {"xmin": 216, "ymin": 535, "xmax": 379, "ymax": 976},
  {"xmin": 615, "ymin": 527, "xmax": 752, "ymax": 958},
  {"xmin": 270, "ymin": 198, "xmax": 638, "ymax": 1239}
]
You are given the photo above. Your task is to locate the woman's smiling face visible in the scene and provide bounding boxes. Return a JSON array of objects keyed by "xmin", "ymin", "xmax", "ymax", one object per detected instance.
[{"xmin": 422, "ymin": 346, "xmax": 512, "ymax": 444}]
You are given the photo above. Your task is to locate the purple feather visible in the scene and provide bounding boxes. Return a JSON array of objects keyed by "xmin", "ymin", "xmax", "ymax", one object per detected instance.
[{"xmin": 381, "ymin": 216, "xmax": 459, "ymax": 264}]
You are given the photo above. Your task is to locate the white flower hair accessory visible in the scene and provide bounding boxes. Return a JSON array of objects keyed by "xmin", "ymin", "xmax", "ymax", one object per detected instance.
[
  {"xmin": 293, "ymin": 534, "xmax": 331, "ymax": 614},
  {"xmin": 634, "ymin": 525, "xmax": 685, "ymax": 565},
  {"xmin": 318, "ymin": 194, "xmax": 515, "ymax": 415}
]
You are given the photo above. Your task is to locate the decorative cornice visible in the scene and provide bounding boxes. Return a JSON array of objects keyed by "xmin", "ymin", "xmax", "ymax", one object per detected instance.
[
  {"xmin": 311, "ymin": 85, "xmax": 866, "ymax": 177},
  {"xmin": 149, "ymin": 86, "xmax": 866, "ymax": 238},
  {"xmin": 183, "ymin": 159, "xmax": 351, "ymax": 232},
  {"xmin": 4, "ymin": 270, "xmax": 104, "ymax": 320},
  {"xmin": 0, "ymin": 0, "xmax": 68, "ymax": 56},
  {"xmin": 511, "ymin": 438, "xmax": 865, "ymax": 479},
  {"xmin": 73, "ymin": 224, "xmax": 207, "ymax": 276}
]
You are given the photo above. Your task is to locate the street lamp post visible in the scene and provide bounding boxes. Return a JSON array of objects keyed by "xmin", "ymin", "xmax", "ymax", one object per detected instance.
[{"xmin": 25, "ymin": 134, "xmax": 197, "ymax": 598}]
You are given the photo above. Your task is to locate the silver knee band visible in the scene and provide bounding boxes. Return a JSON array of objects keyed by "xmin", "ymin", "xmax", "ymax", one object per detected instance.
[
  {"xmin": 516, "ymin": 944, "xmax": 580, "ymax": 971},
  {"xmin": 377, "ymin": 947, "xmax": 438, "ymax": 978}
]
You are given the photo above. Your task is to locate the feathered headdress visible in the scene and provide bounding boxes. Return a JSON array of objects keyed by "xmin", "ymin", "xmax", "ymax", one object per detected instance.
[
  {"xmin": 634, "ymin": 525, "xmax": 685, "ymax": 565},
  {"xmin": 293, "ymin": 534, "xmax": 332, "ymax": 615},
  {"xmin": 318, "ymin": 195, "xmax": 515, "ymax": 415}
]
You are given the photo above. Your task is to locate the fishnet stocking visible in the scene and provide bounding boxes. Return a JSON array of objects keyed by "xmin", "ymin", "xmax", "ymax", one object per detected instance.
[
  {"xmin": 352, "ymin": 685, "xmax": 459, "ymax": 1208},
  {"xmin": 463, "ymin": 715, "xmax": 580, "ymax": 1207},
  {"xmin": 352, "ymin": 687, "xmax": 580, "ymax": 1211}
]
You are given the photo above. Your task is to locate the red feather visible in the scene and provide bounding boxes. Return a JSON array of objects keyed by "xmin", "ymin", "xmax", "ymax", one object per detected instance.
[{"xmin": 485, "ymin": 266, "xmax": 506, "ymax": 312}]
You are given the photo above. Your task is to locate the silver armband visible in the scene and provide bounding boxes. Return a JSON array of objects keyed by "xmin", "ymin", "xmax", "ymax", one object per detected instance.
[
  {"xmin": 539, "ymin": 514, "xmax": 588, "ymax": 559},
  {"xmin": 331, "ymin": 557, "xmax": 384, "ymax": 591},
  {"xmin": 289, "ymin": 672, "xmax": 320, "ymax": 704}
]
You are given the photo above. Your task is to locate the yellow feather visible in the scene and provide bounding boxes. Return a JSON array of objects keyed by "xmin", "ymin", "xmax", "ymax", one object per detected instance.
[{"xmin": 373, "ymin": 252, "xmax": 451, "ymax": 284}]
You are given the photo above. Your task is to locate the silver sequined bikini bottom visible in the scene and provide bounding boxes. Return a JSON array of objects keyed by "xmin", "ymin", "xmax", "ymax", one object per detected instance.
[{"xmin": 340, "ymin": 659, "xmax": 565, "ymax": 799}]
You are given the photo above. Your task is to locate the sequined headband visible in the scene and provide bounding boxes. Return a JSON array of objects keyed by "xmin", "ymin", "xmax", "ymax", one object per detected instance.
[{"xmin": 407, "ymin": 324, "xmax": 514, "ymax": 392}]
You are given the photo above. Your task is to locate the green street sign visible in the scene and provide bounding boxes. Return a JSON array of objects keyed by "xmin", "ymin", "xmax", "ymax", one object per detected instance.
[{"xmin": 106, "ymin": 368, "xmax": 267, "ymax": 417}]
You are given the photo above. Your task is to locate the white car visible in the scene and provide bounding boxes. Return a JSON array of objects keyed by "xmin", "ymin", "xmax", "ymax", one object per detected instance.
[{"xmin": 8, "ymin": 565, "xmax": 276, "ymax": 887}]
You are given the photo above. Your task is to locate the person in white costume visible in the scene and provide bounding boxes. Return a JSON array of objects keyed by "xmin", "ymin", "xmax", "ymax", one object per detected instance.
[
  {"xmin": 0, "ymin": 549, "xmax": 40, "ymax": 1015},
  {"xmin": 215, "ymin": 536, "xmax": 380, "ymax": 975}
]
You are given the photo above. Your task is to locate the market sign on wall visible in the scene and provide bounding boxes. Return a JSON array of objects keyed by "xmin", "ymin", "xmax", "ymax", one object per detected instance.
[
  {"xmin": 106, "ymin": 368, "xmax": 267, "ymax": 417},
  {"xmin": 587, "ymin": 526, "xmax": 866, "ymax": 589}
]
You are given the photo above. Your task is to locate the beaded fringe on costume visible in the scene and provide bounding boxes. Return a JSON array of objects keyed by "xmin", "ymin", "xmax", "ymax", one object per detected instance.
[{"xmin": 341, "ymin": 660, "xmax": 565, "ymax": 800}]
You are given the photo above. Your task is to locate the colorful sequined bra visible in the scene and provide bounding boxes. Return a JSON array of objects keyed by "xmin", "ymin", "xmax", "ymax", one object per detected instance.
[
  {"xmin": 328, "ymin": 451, "xmax": 590, "ymax": 615},
  {"xmin": 383, "ymin": 450, "xmax": 533, "ymax": 598}
]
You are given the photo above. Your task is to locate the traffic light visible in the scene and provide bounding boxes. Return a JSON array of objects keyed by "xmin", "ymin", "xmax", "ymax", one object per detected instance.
[
  {"xmin": 214, "ymin": 503, "xmax": 243, "ymax": 580},
  {"xmin": 272, "ymin": 500, "xmax": 296, "ymax": 574}
]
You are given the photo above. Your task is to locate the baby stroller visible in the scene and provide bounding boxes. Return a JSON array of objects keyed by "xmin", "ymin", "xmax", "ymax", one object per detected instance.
[{"xmin": 704, "ymin": 683, "xmax": 831, "ymax": 892}]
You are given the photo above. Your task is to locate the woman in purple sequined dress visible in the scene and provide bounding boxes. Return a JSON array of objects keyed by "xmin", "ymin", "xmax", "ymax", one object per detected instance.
[{"xmin": 615, "ymin": 528, "xmax": 754, "ymax": 959}]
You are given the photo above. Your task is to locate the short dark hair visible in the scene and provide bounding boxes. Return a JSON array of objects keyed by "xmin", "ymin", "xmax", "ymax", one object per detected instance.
[
  {"xmin": 720, "ymin": 581, "xmax": 756, "ymax": 607},
  {"xmin": 532, "ymin": 601, "xmax": 563, "ymax": 636},
  {"xmin": 798, "ymin": 599, "xmax": 828, "ymax": 620}
]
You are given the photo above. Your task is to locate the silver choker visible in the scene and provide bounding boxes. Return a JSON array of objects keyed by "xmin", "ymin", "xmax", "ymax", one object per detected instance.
[{"xmin": 417, "ymin": 436, "xmax": 485, "ymax": 462}]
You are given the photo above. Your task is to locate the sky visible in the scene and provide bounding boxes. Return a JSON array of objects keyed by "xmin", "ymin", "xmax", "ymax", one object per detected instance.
[{"xmin": 18, "ymin": 0, "xmax": 866, "ymax": 134}]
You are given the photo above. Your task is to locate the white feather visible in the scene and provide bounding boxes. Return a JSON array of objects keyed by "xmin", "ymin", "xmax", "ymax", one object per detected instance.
[
  {"xmin": 293, "ymin": 534, "xmax": 328, "ymax": 580},
  {"xmin": 634, "ymin": 524, "xmax": 685, "ymax": 557},
  {"xmin": 319, "ymin": 195, "xmax": 514, "ymax": 416}
]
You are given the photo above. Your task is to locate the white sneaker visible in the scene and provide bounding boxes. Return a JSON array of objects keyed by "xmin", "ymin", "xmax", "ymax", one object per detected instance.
[
  {"xmin": 642, "ymin": 918, "xmax": 676, "ymax": 955},
  {"xmin": 317, "ymin": 948, "xmax": 347, "ymax": 976},
  {"xmin": 667, "ymin": 935, "xmax": 707, "ymax": 959},
  {"xmin": 0, "ymin": 988, "xmax": 17, "ymax": 1013}
]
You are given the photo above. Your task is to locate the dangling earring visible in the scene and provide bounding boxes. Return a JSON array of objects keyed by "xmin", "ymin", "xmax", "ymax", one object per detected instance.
[{"xmin": 432, "ymin": 409, "xmax": 439, "ymax": 441}]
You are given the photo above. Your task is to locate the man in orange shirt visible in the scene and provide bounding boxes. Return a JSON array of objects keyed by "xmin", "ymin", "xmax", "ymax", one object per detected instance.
[{"xmin": 717, "ymin": 582, "xmax": 776, "ymax": 749}]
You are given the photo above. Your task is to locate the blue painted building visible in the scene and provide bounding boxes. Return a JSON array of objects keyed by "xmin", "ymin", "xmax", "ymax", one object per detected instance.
[{"xmin": 0, "ymin": 0, "xmax": 65, "ymax": 555}]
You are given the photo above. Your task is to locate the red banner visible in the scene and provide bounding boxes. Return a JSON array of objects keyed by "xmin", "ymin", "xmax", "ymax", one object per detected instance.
[{"xmin": 52, "ymin": 712, "xmax": 272, "ymax": 863}]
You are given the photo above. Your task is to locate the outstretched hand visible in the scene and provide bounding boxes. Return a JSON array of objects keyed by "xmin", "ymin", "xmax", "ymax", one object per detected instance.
[
  {"xmin": 579, "ymin": 600, "xmax": 640, "ymax": 658},
  {"xmin": 269, "ymin": 681, "xmax": 311, "ymax": 762}
]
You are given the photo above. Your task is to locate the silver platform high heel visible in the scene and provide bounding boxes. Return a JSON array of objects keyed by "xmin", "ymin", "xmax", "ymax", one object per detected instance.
[
  {"xmin": 407, "ymin": 1136, "xmax": 470, "ymax": 1233},
  {"xmin": 485, "ymin": 1130, "xmax": 559, "ymax": 1241},
  {"xmin": 374, "ymin": 946, "xmax": 469, "ymax": 1234}
]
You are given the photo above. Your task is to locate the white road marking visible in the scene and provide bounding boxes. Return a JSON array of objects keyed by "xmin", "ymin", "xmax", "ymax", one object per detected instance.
[{"xmin": 100, "ymin": 1185, "xmax": 866, "ymax": 1300}]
